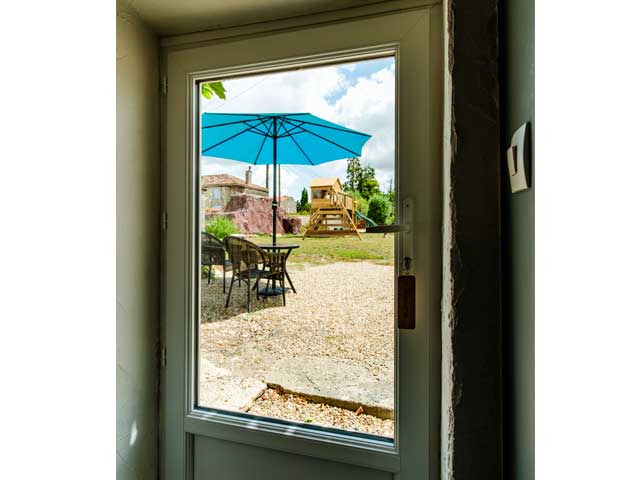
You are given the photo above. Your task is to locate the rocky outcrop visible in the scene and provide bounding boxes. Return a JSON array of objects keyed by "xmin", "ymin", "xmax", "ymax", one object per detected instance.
[
  {"xmin": 220, "ymin": 194, "xmax": 285, "ymax": 234},
  {"xmin": 209, "ymin": 193, "xmax": 302, "ymax": 234},
  {"xmin": 283, "ymin": 216, "xmax": 301, "ymax": 234}
]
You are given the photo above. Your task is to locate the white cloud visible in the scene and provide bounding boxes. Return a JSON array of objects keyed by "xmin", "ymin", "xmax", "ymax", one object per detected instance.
[
  {"xmin": 332, "ymin": 65, "xmax": 395, "ymax": 191},
  {"xmin": 200, "ymin": 59, "xmax": 395, "ymax": 200}
]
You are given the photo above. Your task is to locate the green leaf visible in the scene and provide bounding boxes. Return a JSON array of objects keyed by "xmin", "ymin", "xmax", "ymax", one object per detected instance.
[
  {"xmin": 210, "ymin": 82, "xmax": 226, "ymax": 100},
  {"xmin": 201, "ymin": 84, "xmax": 213, "ymax": 100},
  {"xmin": 201, "ymin": 81, "xmax": 226, "ymax": 100}
]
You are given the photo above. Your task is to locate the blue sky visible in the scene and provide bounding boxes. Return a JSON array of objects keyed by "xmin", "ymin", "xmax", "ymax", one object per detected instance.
[
  {"xmin": 200, "ymin": 56, "xmax": 395, "ymax": 202},
  {"xmin": 325, "ymin": 57, "xmax": 394, "ymax": 104}
]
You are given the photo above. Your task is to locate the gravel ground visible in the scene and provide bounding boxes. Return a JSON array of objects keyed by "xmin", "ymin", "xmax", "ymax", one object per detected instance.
[
  {"xmin": 200, "ymin": 261, "xmax": 394, "ymax": 437},
  {"xmin": 248, "ymin": 388, "xmax": 394, "ymax": 438}
]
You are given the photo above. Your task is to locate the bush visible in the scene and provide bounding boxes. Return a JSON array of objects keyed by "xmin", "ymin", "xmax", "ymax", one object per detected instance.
[
  {"xmin": 205, "ymin": 216, "xmax": 239, "ymax": 240},
  {"xmin": 367, "ymin": 194, "xmax": 392, "ymax": 225},
  {"xmin": 346, "ymin": 190, "xmax": 369, "ymax": 217},
  {"xmin": 387, "ymin": 212, "xmax": 395, "ymax": 225},
  {"xmin": 201, "ymin": 266, "xmax": 215, "ymax": 279},
  {"xmin": 297, "ymin": 202, "xmax": 310, "ymax": 214}
]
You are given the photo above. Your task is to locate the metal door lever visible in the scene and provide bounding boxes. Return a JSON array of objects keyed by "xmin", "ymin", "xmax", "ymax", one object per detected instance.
[
  {"xmin": 366, "ymin": 224, "xmax": 410, "ymax": 233},
  {"xmin": 365, "ymin": 197, "xmax": 414, "ymax": 274},
  {"xmin": 365, "ymin": 198, "xmax": 416, "ymax": 329}
]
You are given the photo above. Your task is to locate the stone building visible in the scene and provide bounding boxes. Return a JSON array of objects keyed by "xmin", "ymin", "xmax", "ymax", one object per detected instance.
[
  {"xmin": 277, "ymin": 196, "xmax": 297, "ymax": 214},
  {"xmin": 201, "ymin": 168, "xmax": 268, "ymax": 212}
]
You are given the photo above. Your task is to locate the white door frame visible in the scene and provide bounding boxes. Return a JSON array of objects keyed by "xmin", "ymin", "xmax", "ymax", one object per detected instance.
[{"xmin": 161, "ymin": 5, "xmax": 443, "ymax": 479}]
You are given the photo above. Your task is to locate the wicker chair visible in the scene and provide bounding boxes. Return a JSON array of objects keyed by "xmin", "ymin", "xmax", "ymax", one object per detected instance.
[
  {"xmin": 223, "ymin": 236, "xmax": 287, "ymax": 312},
  {"xmin": 201, "ymin": 232, "xmax": 233, "ymax": 292}
]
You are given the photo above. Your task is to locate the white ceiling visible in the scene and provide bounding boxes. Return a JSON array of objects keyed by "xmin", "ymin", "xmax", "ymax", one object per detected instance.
[{"xmin": 128, "ymin": 0, "xmax": 384, "ymax": 36}]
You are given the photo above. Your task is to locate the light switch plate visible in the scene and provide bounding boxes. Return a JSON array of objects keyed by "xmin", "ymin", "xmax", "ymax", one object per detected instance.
[{"xmin": 507, "ymin": 122, "xmax": 530, "ymax": 193}]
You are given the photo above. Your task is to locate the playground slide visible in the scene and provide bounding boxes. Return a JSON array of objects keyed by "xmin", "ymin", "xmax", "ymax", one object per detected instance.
[{"xmin": 355, "ymin": 210, "xmax": 377, "ymax": 227}]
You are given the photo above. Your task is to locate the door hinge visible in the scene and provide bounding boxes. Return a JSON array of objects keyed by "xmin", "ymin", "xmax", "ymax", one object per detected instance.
[
  {"xmin": 161, "ymin": 212, "xmax": 168, "ymax": 231},
  {"xmin": 161, "ymin": 74, "xmax": 167, "ymax": 95},
  {"xmin": 160, "ymin": 346, "xmax": 167, "ymax": 367}
]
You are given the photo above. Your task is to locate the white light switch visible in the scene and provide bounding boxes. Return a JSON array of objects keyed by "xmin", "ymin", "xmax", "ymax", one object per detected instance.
[{"xmin": 507, "ymin": 122, "xmax": 530, "ymax": 193}]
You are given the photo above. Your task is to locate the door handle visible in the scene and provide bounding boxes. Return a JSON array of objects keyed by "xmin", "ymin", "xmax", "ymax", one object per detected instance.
[
  {"xmin": 365, "ymin": 197, "xmax": 413, "ymax": 274},
  {"xmin": 366, "ymin": 224, "xmax": 410, "ymax": 233},
  {"xmin": 366, "ymin": 198, "xmax": 415, "ymax": 329}
]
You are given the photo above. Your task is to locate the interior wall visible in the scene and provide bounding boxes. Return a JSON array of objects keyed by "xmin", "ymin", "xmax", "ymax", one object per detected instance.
[
  {"xmin": 116, "ymin": 1, "xmax": 160, "ymax": 479},
  {"xmin": 500, "ymin": 0, "xmax": 534, "ymax": 478}
]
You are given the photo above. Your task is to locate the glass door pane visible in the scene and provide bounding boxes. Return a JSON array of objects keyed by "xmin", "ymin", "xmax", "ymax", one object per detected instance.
[{"xmin": 197, "ymin": 56, "xmax": 397, "ymax": 441}]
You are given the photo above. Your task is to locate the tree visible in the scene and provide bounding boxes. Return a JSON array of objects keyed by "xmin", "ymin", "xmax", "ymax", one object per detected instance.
[
  {"xmin": 385, "ymin": 179, "xmax": 395, "ymax": 204},
  {"xmin": 201, "ymin": 81, "xmax": 226, "ymax": 100},
  {"xmin": 358, "ymin": 165, "xmax": 380, "ymax": 199},
  {"xmin": 297, "ymin": 188, "xmax": 310, "ymax": 213},
  {"xmin": 345, "ymin": 157, "xmax": 381, "ymax": 199},
  {"xmin": 387, "ymin": 189, "xmax": 395, "ymax": 205},
  {"xmin": 368, "ymin": 194, "xmax": 392, "ymax": 225},
  {"xmin": 345, "ymin": 157, "xmax": 362, "ymax": 192},
  {"xmin": 359, "ymin": 177, "xmax": 381, "ymax": 199}
]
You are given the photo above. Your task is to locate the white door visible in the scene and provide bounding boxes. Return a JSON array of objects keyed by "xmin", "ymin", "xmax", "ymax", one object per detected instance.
[{"xmin": 161, "ymin": 6, "xmax": 443, "ymax": 479}]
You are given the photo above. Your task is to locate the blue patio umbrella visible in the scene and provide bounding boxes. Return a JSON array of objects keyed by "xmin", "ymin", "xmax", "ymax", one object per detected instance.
[{"xmin": 201, "ymin": 113, "xmax": 372, "ymax": 244}]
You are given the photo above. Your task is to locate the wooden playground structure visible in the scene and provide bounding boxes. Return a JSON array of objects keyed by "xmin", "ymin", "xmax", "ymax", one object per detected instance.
[{"xmin": 303, "ymin": 178, "xmax": 362, "ymax": 239}]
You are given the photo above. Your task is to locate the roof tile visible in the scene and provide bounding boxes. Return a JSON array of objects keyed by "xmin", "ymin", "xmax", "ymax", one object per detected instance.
[{"xmin": 201, "ymin": 174, "xmax": 267, "ymax": 192}]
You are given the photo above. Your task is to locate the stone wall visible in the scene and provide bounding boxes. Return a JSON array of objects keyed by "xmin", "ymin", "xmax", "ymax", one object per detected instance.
[
  {"xmin": 202, "ymin": 185, "xmax": 268, "ymax": 211},
  {"xmin": 223, "ymin": 194, "xmax": 285, "ymax": 234},
  {"xmin": 208, "ymin": 194, "xmax": 301, "ymax": 234},
  {"xmin": 442, "ymin": 1, "xmax": 502, "ymax": 479}
]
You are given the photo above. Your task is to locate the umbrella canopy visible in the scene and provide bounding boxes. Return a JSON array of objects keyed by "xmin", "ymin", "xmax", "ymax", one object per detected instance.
[{"xmin": 201, "ymin": 113, "xmax": 372, "ymax": 244}]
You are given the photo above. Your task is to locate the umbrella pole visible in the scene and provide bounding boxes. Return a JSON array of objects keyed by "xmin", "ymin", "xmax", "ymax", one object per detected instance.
[{"xmin": 272, "ymin": 131, "xmax": 277, "ymax": 245}]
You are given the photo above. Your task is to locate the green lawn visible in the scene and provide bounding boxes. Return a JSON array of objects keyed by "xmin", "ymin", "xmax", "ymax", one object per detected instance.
[{"xmin": 250, "ymin": 233, "xmax": 394, "ymax": 265}]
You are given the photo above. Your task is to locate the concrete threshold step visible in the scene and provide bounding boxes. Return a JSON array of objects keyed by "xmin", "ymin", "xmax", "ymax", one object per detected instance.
[
  {"xmin": 264, "ymin": 356, "xmax": 394, "ymax": 420},
  {"xmin": 199, "ymin": 359, "xmax": 267, "ymax": 412}
]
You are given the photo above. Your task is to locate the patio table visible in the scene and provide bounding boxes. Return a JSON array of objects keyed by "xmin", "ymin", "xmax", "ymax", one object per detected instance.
[{"xmin": 257, "ymin": 243, "xmax": 299, "ymax": 295}]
